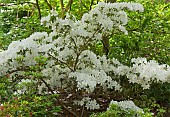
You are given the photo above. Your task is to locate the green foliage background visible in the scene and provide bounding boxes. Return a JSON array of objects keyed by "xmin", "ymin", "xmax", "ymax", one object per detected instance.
[{"xmin": 0, "ymin": 0, "xmax": 170, "ymax": 116}]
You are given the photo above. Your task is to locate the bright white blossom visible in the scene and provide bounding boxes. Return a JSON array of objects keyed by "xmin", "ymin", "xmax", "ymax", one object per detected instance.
[
  {"xmin": 0, "ymin": 2, "xmax": 169, "ymax": 111},
  {"xmin": 127, "ymin": 58, "xmax": 170, "ymax": 89},
  {"xmin": 109, "ymin": 100, "xmax": 143, "ymax": 112},
  {"xmin": 74, "ymin": 97, "xmax": 100, "ymax": 110},
  {"xmin": 14, "ymin": 79, "xmax": 34, "ymax": 95}
]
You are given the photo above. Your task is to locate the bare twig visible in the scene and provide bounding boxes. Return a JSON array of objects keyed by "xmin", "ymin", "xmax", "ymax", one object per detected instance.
[
  {"xmin": 60, "ymin": 0, "xmax": 65, "ymax": 19},
  {"xmin": 102, "ymin": 35, "xmax": 110, "ymax": 58},
  {"xmin": 79, "ymin": 0, "xmax": 89, "ymax": 11},
  {"xmin": 40, "ymin": 77, "xmax": 79, "ymax": 117},
  {"xmin": 90, "ymin": 0, "xmax": 94, "ymax": 10},
  {"xmin": 47, "ymin": 53, "xmax": 74, "ymax": 72},
  {"xmin": 35, "ymin": 0, "xmax": 41, "ymax": 19},
  {"xmin": 58, "ymin": 99, "xmax": 79, "ymax": 117},
  {"xmin": 44, "ymin": 0, "xmax": 53, "ymax": 10},
  {"xmin": 73, "ymin": 52, "xmax": 81, "ymax": 71},
  {"xmin": 7, "ymin": 67, "xmax": 30, "ymax": 75},
  {"xmin": 81, "ymin": 105, "xmax": 85, "ymax": 117},
  {"xmin": 60, "ymin": 0, "xmax": 73, "ymax": 19},
  {"xmin": 40, "ymin": 78, "xmax": 55, "ymax": 94},
  {"xmin": 65, "ymin": 0, "xmax": 73, "ymax": 12}
]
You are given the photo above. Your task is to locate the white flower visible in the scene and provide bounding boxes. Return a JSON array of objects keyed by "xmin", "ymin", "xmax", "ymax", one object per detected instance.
[
  {"xmin": 2, "ymin": 2, "xmax": 170, "ymax": 114},
  {"xmin": 50, "ymin": 9, "xmax": 58, "ymax": 16},
  {"xmin": 74, "ymin": 97, "xmax": 100, "ymax": 110},
  {"xmin": 85, "ymin": 99, "xmax": 100, "ymax": 110},
  {"xmin": 119, "ymin": 25, "xmax": 128, "ymax": 35},
  {"xmin": 109, "ymin": 100, "xmax": 143, "ymax": 112},
  {"xmin": 127, "ymin": 57, "xmax": 170, "ymax": 89},
  {"xmin": 41, "ymin": 15, "xmax": 51, "ymax": 23}
]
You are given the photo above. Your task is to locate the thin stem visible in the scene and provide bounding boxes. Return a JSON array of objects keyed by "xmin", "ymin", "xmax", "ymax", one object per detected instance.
[
  {"xmin": 73, "ymin": 52, "xmax": 80, "ymax": 71},
  {"xmin": 58, "ymin": 99, "xmax": 79, "ymax": 117},
  {"xmin": 40, "ymin": 78, "xmax": 54, "ymax": 94},
  {"xmin": 35, "ymin": 0, "xmax": 41, "ymax": 19},
  {"xmin": 44, "ymin": 0, "xmax": 53, "ymax": 10},
  {"xmin": 8, "ymin": 67, "xmax": 30, "ymax": 75},
  {"xmin": 102, "ymin": 35, "xmax": 110, "ymax": 58},
  {"xmin": 81, "ymin": 105, "xmax": 85, "ymax": 117},
  {"xmin": 65, "ymin": 0, "xmax": 73, "ymax": 12},
  {"xmin": 60, "ymin": 0, "xmax": 65, "ymax": 19},
  {"xmin": 48, "ymin": 53, "xmax": 74, "ymax": 72},
  {"xmin": 40, "ymin": 77, "xmax": 79, "ymax": 117},
  {"xmin": 90, "ymin": 0, "xmax": 94, "ymax": 10},
  {"xmin": 80, "ymin": 0, "xmax": 89, "ymax": 10},
  {"xmin": 84, "ymin": 26, "xmax": 104, "ymax": 46}
]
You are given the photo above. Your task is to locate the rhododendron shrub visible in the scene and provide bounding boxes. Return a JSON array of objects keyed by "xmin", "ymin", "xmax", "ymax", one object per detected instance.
[{"xmin": 0, "ymin": 2, "xmax": 170, "ymax": 114}]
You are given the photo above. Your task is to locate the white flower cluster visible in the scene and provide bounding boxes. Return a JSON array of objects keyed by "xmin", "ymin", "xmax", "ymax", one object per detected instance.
[
  {"xmin": 14, "ymin": 79, "xmax": 34, "ymax": 95},
  {"xmin": 0, "ymin": 1, "xmax": 169, "ymax": 111},
  {"xmin": 74, "ymin": 97, "xmax": 100, "ymax": 110},
  {"xmin": 109, "ymin": 100, "xmax": 143, "ymax": 113},
  {"xmin": 81, "ymin": 2, "xmax": 144, "ymax": 35},
  {"xmin": 69, "ymin": 50, "xmax": 121, "ymax": 93},
  {"xmin": 101, "ymin": 57, "xmax": 170, "ymax": 89},
  {"xmin": 127, "ymin": 58, "xmax": 170, "ymax": 89}
]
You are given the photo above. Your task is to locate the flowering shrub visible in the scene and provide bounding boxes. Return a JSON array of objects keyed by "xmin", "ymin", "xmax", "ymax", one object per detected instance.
[
  {"xmin": 91, "ymin": 100, "xmax": 153, "ymax": 117},
  {"xmin": 0, "ymin": 2, "xmax": 170, "ymax": 116},
  {"xmin": 109, "ymin": 100, "xmax": 144, "ymax": 112}
]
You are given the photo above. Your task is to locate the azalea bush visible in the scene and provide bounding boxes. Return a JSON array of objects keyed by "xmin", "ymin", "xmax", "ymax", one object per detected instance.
[
  {"xmin": 91, "ymin": 100, "xmax": 153, "ymax": 117},
  {"xmin": 0, "ymin": 1, "xmax": 170, "ymax": 116}
]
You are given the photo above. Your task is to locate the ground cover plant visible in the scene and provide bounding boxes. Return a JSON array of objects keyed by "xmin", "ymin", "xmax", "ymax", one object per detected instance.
[{"xmin": 0, "ymin": 0, "xmax": 170, "ymax": 117}]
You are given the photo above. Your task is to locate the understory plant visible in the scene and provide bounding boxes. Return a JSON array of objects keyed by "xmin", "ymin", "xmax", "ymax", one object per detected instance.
[
  {"xmin": 90, "ymin": 100, "xmax": 153, "ymax": 117},
  {"xmin": 0, "ymin": 94, "xmax": 60, "ymax": 117},
  {"xmin": 0, "ymin": 2, "xmax": 170, "ymax": 116}
]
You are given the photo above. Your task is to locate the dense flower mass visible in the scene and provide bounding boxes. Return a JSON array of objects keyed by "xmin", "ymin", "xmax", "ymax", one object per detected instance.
[
  {"xmin": 127, "ymin": 58, "xmax": 170, "ymax": 89},
  {"xmin": 74, "ymin": 97, "xmax": 100, "ymax": 110},
  {"xmin": 109, "ymin": 100, "xmax": 144, "ymax": 112},
  {"xmin": 0, "ymin": 2, "xmax": 169, "ymax": 111}
]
